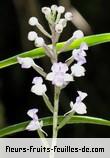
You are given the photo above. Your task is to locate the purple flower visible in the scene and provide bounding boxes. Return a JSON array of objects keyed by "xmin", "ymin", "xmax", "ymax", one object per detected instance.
[
  {"xmin": 26, "ymin": 108, "xmax": 47, "ymax": 135},
  {"xmin": 72, "ymin": 42, "xmax": 88, "ymax": 65},
  {"xmin": 31, "ymin": 77, "xmax": 47, "ymax": 96},
  {"xmin": 17, "ymin": 57, "xmax": 34, "ymax": 69},
  {"xmin": 46, "ymin": 62, "xmax": 73, "ymax": 87},
  {"xmin": 71, "ymin": 63, "xmax": 86, "ymax": 77},
  {"xmin": 65, "ymin": 91, "xmax": 87, "ymax": 115}
]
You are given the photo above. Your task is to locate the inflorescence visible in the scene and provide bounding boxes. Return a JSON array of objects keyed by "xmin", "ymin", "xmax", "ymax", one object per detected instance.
[{"xmin": 17, "ymin": 5, "xmax": 88, "ymax": 135}]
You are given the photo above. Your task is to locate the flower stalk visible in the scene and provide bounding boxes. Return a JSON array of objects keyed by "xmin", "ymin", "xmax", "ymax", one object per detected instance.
[
  {"xmin": 37, "ymin": 130, "xmax": 50, "ymax": 148},
  {"xmin": 49, "ymin": 87, "xmax": 61, "ymax": 158},
  {"xmin": 53, "ymin": 86, "xmax": 61, "ymax": 138},
  {"xmin": 32, "ymin": 64, "xmax": 47, "ymax": 77},
  {"xmin": 57, "ymin": 112, "xmax": 74, "ymax": 130},
  {"xmin": 42, "ymin": 94, "xmax": 54, "ymax": 113}
]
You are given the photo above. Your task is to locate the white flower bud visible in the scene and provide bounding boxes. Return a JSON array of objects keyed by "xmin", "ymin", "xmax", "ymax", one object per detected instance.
[
  {"xmin": 73, "ymin": 30, "xmax": 84, "ymax": 39},
  {"xmin": 51, "ymin": 5, "xmax": 58, "ymax": 12},
  {"xmin": 29, "ymin": 17, "xmax": 38, "ymax": 26},
  {"xmin": 55, "ymin": 24, "xmax": 63, "ymax": 33},
  {"xmin": 28, "ymin": 31, "xmax": 37, "ymax": 41},
  {"xmin": 65, "ymin": 12, "xmax": 73, "ymax": 21},
  {"xmin": 59, "ymin": 19, "xmax": 67, "ymax": 27},
  {"xmin": 34, "ymin": 37, "xmax": 44, "ymax": 47},
  {"xmin": 42, "ymin": 7, "xmax": 51, "ymax": 15},
  {"xmin": 57, "ymin": 6, "xmax": 65, "ymax": 13}
]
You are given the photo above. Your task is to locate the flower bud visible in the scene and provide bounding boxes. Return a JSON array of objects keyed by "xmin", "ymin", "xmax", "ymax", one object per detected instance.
[
  {"xmin": 73, "ymin": 30, "xmax": 84, "ymax": 39},
  {"xmin": 29, "ymin": 17, "xmax": 38, "ymax": 26},
  {"xmin": 34, "ymin": 37, "xmax": 44, "ymax": 47},
  {"xmin": 57, "ymin": 6, "xmax": 65, "ymax": 13},
  {"xmin": 55, "ymin": 24, "xmax": 63, "ymax": 33},
  {"xmin": 42, "ymin": 7, "xmax": 51, "ymax": 15},
  {"xmin": 65, "ymin": 12, "xmax": 73, "ymax": 21},
  {"xmin": 59, "ymin": 19, "xmax": 67, "ymax": 27},
  {"xmin": 28, "ymin": 31, "xmax": 37, "ymax": 41},
  {"xmin": 51, "ymin": 5, "xmax": 58, "ymax": 12}
]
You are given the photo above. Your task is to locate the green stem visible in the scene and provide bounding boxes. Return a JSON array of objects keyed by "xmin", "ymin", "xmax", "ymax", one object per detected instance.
[
  {"xmin": 32, "ymin": 64, "xmax": 47, "ymax": 77},
  {"xmin": 50, "ymin": 86, "xmax": 60, "ymax": 158},
  {"xmin": 37, "ymin": 129, "xmax": 45, "ymax": 138},
  {"xmin": 51, "ymin": 24, "xmax": 58, "ymax": 62},
  {"xmin": 52, "ymin": 86, "xmax": 60, "ymax": 138},
  {"xmin": 37, "ymin": 129, "xmax": 49, "ymax": 148},
  {"xmin": 57, "ymin": 112, "xmax": 74, "ymax": 130},
  {"xmin": 65, "ymin": 56, "xmax": 74, "ymax": 66},
  {"xmin": 42, "ymin": 94, "xmax": 54, "ymax": 113}
]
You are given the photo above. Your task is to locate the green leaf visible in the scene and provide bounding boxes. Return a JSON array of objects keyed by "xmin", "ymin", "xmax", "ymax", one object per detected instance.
[
  {"xmin": 0, "ymin": 33, "xmax": 110, "ymax": 69},
  {"xmin": 0, "ymin": 115, "xmax": 110, "ymax": 137}
]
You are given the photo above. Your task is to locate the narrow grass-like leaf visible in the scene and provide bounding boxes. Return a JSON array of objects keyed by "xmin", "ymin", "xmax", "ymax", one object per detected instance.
[
  {"xmin": 0, "ymin": 33, "xmax": 110, "ymax": 69},
  {"xmin": 0, "ymin": 115, "xmax": 110, "ymax": 137}
]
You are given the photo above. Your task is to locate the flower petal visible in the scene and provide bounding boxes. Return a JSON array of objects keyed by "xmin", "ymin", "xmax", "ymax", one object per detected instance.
[
  {"xmin": 64, "ymin": 74, "xmax": 73, "ymax": 81},
  {"xmin": 77, "ymin": 91, "xmax": 88, "ymax": 101},
  {"xmin": 73, "ymin": 30, "xmax": 84, "ymax": 39},
  {"xmin": 72, "ymin": 49, "xmax": 87, "ymax": 65},
  {"xmin": 72, "ymin": 102, "xmax": 87, "ymax": 114},
  {"xmin": 32, "ymin": 77, "xmax": 43, "ymax": 85},
  {"xmin": 31, "ymin": 84, "xmax": 47, "ymax": 96},
  {"xmin": 51, "ymin": 62, "xmax": 68, "ymax": 73},
  {"xmin": 80, "ymin": 42, "xmax": 88, "ymax": 51},
  {"xmin": 27, "ymin": 108, "xmax": 38, "ymax": 120},
  {"xmin": 70, "ymin": 101, "xmax": 74, "ymax": 109},
  {"xmin": 17, "ymin": 57, "xmax": 34, "ymax": 69},
  {"xmin": 46, "ymin": 72, "xmax": 54, "ymax": 81},
  {"xmin": 26, "ymin": 120, "xmax": 40, "ymax": 131},
  {"xmin": 71, "ymin": 64, "xmax": 85, "ymax": 77}
]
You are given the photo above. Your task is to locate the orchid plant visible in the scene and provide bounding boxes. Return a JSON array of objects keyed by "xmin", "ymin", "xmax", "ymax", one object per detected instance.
[{"xmin": 1, "ymin": 4, "xmax": 110, "ymax": 148}]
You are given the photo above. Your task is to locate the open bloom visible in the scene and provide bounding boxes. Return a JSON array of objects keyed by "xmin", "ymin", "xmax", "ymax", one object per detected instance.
[
  {"xmin": 72, "ymin": 42, "xmax": 88, "ymax": 65},
  {"xmin": 31, "ymin": 77, "xmax": 47, "ymax": 96},
  {"xmin": 71, "ymin": 63, "xmax": 85, "ymax": 77},
  {"xmin": 17, "ymin": 57, "xmax": 34, "ymax": 69},
  {"xmin": 46, "ymin": 62, "xmax": 73, "ymax": 87},
  {"xmin": 26, "ymin": 108, "xmax": 47, "ymax": 135},
  {"xmin": 65, "ymin": 91, "xmax": 87, "ymax": 115}
]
